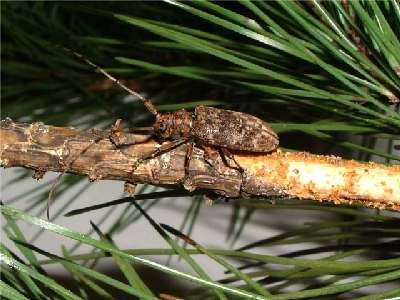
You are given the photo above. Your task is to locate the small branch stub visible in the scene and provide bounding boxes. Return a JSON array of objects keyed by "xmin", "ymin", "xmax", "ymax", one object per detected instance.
[{"xmin": 1, "ymin": 119, "xmax": 399, "ymax": 211}]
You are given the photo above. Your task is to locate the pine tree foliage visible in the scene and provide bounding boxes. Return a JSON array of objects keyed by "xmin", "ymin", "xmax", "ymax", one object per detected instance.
[{"xmin": 1, "ymin": 2, "xmax": 399, "ymax": 299}]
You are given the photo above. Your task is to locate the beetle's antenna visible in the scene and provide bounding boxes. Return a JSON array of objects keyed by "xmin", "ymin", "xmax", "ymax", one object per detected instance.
[{"xmin": 62, "ymin": 47, "xmax": 158, "ymax": 115}]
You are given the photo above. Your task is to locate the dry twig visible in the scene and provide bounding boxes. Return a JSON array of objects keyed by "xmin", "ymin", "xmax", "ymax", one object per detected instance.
[{"xmin": 1, "ymin": 119, "xmax": 399, "ymax": 211}]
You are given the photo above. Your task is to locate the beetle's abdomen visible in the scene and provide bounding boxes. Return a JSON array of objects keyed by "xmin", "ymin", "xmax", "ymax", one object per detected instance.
[{"xmin": 193, "ymin": 106, "xmax": 279, "ymax": 152}]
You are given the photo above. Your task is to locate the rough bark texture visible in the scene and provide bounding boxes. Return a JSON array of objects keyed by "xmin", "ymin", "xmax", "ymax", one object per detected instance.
[{"xmin": 1, "ymin": 119, "xmax": 399, "ymax": 211}]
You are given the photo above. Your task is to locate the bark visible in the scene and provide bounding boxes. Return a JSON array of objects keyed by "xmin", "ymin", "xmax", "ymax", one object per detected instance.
[{"xmin": 1, "ymin": 119, "xmax": 399, "ymax": 211}]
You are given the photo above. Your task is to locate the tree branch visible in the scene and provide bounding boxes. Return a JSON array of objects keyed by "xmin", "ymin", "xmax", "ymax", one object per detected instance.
[{"xmin": 1, "ymin": 119, "xmax": 399, "ymax": 211}]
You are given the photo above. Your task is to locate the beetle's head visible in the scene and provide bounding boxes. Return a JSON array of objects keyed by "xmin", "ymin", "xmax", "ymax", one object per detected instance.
[
  {"xmin": 154, "ymin": 109, "xmax": 193, "ymax": 139},
  {"xmin": 154, "ymin": 113, "xmax": 175, "ymax": 139}
]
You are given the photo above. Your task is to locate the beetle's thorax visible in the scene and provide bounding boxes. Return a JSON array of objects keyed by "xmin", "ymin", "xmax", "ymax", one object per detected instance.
[{"xmin": 154, "ymin": 109, "xmax": 193, "ymax": 139}]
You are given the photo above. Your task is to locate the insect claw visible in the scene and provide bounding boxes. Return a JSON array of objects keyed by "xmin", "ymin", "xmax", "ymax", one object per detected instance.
[
  {"xmin": 88, "ymin": 162, "xmax": 106, "ymax": 182},
  {"xmin": 32, "ymin": 169, "xmax": 46, "ymax": 180},
  {"xmin": 182, "ymin": 177, "xmax": 195, "ymax": 192},
  {"xmin": 88, "ymin": 170, "xmax": 102, "ymax": 182},
  {"xmin": 204, "ymin": 193, "xmax": 231, "ymax": 206},
  {"xmin": 124, "ymin": 182, "xmax": 136, "ymax": 196},
  {"xmin": 204, "ymin": 194, "xmax": 214, "ymax": 206}
]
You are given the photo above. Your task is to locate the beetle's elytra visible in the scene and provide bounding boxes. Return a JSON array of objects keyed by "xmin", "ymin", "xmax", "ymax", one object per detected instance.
[{"xmin": 154, "ymin": 106, "xmax": 279, "ymax": 152}]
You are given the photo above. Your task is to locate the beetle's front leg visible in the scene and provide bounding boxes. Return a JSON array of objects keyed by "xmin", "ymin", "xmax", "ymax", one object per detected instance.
[
  {"xmin": 110, "ymin": 119, "xmax": 151, "ymax": 197},
  {"xmin": 110, "ymin": 118, "xmax": 153, "ymax": 161}
]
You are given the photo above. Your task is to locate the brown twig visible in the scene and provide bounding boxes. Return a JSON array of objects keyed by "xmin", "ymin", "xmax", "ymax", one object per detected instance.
[{"xmin": 1, "ymin": 119, "xmax": 399, "ymax": 211}]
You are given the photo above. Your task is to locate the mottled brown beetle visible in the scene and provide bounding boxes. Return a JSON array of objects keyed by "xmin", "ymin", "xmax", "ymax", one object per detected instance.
[
  {"xmin": 153, "ymin": 106, "xmax": 279, "ymax": 152},
  {"xmin": 65, "ymin": 49, "xmax": 279, "ymax": 183}
]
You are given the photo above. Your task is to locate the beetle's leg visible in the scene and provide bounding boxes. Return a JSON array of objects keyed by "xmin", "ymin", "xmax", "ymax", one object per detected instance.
[
  {"xmin": 201, "ymin": 146, "xmax": 231, "ymax": 175},
  {"xmin": 204, "ymin": 194, "xmax": 215, "ymax": 206},
  {"xmin": 110, "ymin": 119, "xmax": 138, "ymax": 147},
  {"xmin": 110, "ymin": 119, "xmax": 154, "ymax": 162},
  {"xmin": 202, "ymin": 146, "xmax": 221, "ymax": 168},
  {"xmin": 219, "ymin": 148, "xmax": 244, "ymax": 173},
  {"xmin": 202, "ymin": 146, "xmax": 218, "ymax": 162},
  {"xmin": 124, "ymin": 182, "xmax": 136, "ymax": 196},
  {"xmin": 129, "ymin": 138, "xmax": 188, "ymax": 178},
  {"xmin": 148, "ymin": 138, "xmax": 188, "ymax": 159},
  {"xmin": 185, "ymin": 142, "xmax": 194, "ymax": 175},
  {"xmin": 110, "ymin": 120, "xmax": 188, "ymax": 194},
  {"xmin": 179, "ymin": 142, "xmax": 194, "ymax": 187},
  {"xmin": 128, "ymin": 138, "xmax": 187, "ymax": 189},
  {"xmin": 204, "ymin": 193, "xmax": 232, "ymax": 206}
]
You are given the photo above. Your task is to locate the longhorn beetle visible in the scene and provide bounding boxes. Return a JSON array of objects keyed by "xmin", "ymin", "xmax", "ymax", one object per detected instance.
[{"xmin": 64, "ymin": 48, "xmax": 279, "ymax": 185}]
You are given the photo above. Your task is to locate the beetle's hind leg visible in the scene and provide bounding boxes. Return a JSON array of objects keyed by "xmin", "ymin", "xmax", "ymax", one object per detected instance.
[
  {"xmin": 219, "ymin": 148, "xmax": 244, "ymax": 173},
  {"xmin": 200, "ymin": 146, "xmax": 243, "ymax": 175}
]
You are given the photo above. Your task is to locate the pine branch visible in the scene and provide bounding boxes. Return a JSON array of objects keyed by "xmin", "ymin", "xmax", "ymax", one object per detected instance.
[{"xmin": 1, "ymin": 119, "xmax": 399, "ymax": 211}]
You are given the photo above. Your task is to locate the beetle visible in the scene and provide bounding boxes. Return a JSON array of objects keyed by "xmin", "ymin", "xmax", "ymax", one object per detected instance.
[
  {"xmin": 65, "ymin": 48, "xmax": 279, "ymax": 180},
  {"xmin": 153, "ymin": 106, "xmax": 278, "ymax": 152}
]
